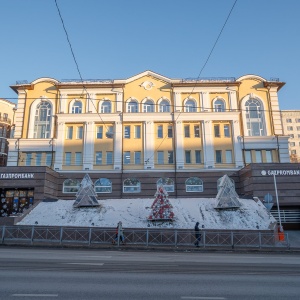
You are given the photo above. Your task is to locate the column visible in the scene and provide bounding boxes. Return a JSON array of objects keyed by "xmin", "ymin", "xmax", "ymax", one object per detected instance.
[
  {"xmin": 83, "ymin": 121, "xmax": 94, "ymax": 170},
  {"xmin": 229, "ymin": 91, "xmax": 238, "ymax": 111},
  {"xmin": 175, "ymin": 120, "xmax": 184, "ymax": 169},
  {"xmin": 114, "ymin": 121, "xmax": 122, "ymax": 170},
  {"xmin": 201, "ymin": 92, "xmax": 210, "ymax": 112},
  {"xmin": 86, "ymin": 93, "xmax": 97, "ymax": 113},
  {"xmin": 116, "ymin": 92, "xmax": 123, "ymax": 112},
  {"xmin": 203, "ymin": 120, "xmax": 215, "ymax": 168},
  {"xmin": 269, "ymin": 87, "xmax": 283, "ymax": 135},
  {"xmin": 174, "ymin": 92, "xmax": 181, "ymax": 112},
  {"xmin": 144, "ymin": 121, "xmax": 155, "ymax": 169},
  {"xmin": 53, "ymin": 121, "xmax": 65, "ymax": 170},
  {"xmin": 59, "ymin": 93, "xmax": 67, "ymax": 113},
  {"xmin": 232, "ymin": 120, "xmax": 244, "ymax": 168},
  {"xmin": 14, "ymin": 90, "xmax": 26, "ymax": 138}
]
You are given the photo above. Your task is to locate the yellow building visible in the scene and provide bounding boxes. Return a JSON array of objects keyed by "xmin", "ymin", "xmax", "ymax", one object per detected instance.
[{"xmin": 6, "ymin": 71, "xmax": 289, "ymax": 198}]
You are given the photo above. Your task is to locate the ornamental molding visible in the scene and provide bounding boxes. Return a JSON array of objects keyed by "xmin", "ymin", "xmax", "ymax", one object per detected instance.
[{"xmin": 140, "ymin": 81, "xmax": 155, "ymax": 91}]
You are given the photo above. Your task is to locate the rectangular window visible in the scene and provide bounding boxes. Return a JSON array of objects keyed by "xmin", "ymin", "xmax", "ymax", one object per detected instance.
[
  {"xmin": 184, "ymin": 125, "xmax": 190, "ymax": 138},
  {"xmin": 106, "ymin": 125, "xmax": 114, "ymax": 138},
  {"xmin": 225, "ymin": 150, "xmax": 233, "ymax": 163},
  {"xmin": 77, "ymin": 126, "xmax": 83, "ymax": 139},
  {"xmin": 215, "ymin": 150, "xmax": 222, "ymax": 163},
  {"xmin": 168, "ymin": 151, "xmax": 174, "ymax": 164},
  {"xmin": 185, "ymin": 150, "xmax": 191, "ymax": 163},
  {"xmin": 266, "ymin": 150, "xmax": 273, "ymax": 163},
  {"xmin": 297, "ymin": 126, "xmax": 300, "ymax": 131},
  {"xmin": 65, "ymin": 152, "xmax": 71, "ymax": 166},
  {"xmin": 224, "ymin": 125, "xmax": 230, "ymax": 137},
  {"xmin": 287, "ymin": 126, "xmax": 293, "ymax": 131},
  {"xmin": 25, "ymin": 153, "xmax": 32, "ymax": 166},
  {"xmin": 298, "ymin": 134, "xmax": 300, "ymax": 138},
  {"xmin": 75, "ymin": 152, "xmax": 82, "ymax": 165},
  {"xmin": 95, "ymin": 151, "xmax": 102, "ymax": 165},
  {"xmin": 106, "ymin": 151, "xmax": 113, "ymax": 164},
  {"xmin": 168, "ymin": 125, "xmax": 173, "ymax": 138},
  {"xmin": 290, "ymin": 134, "xmax": 294, "ymax": 138},
  {"xmin": 124, "ymin": 151, "xmax": 131, "ymax": 164},
  {"xmin": 134, "ymin": 151, "xmax": 141, "ymax": 164},
  {"xmin": 157, "ymin": 151, "xmax": 164, "ymax": 164},
  {"xmin": 194, "ymin": 125, "xmax": 200, "ymax": 138},
  {"xmin": 3, "ymin": 113, "xmax": 8, "ymax": 121},
  {"xmin": 291, "ymin": 149, "xmax": 297, "ymax": 155},
  {"xmin": 286, "ymin": 119, "xmax": 292, "ymax": 123},
  {"xmin": 66, "ymin": 126, "xmax": 73, "ymax": 139},
  {"xmin": 296, "ymin": 119, "xmax": 300, "ymax": 123},
  {"xmin": 96, "ymin": 126, "xmax": 103, "ymax": 139},
  {"xmin": 157, "ymin": 125, "xmax": 163, "ymax": 138},
  {"xmin": 255, "ymin": 150, "xmax": 262, "ymax": 163},
  {"xmin": 290, "ymin": 142, "xmax": 296, "ymax": 146},
  {"xmin": 195, "ymin": 150, "xmax": 201, "ymax": 163},
  {"xmin": 134, "ymin": 125, "xmax": 141, "ymax": 138},
  {"xmin": 214, "ymin": 125, "xmax": 220, "ymax": 137},
  {"xmin": 36, "ymin": 153, "xmax": 42, "ymax": 166},
  {"xmin": 46, "ymin": 153, "xmax": 52, "ymax": 167},
  {"xmin": 124, "ymin": 126, "xmax": 131, "ymax": 138},
  {"xmin": 245, "ymin": 150, "xmax": 252, "ymax": 164}
]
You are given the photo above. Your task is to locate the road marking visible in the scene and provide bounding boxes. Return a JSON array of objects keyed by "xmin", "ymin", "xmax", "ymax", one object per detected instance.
[
  {"xmin": 62, "ymin": 263, "xmax": 104, "ymax": 266},
  {"xmin": 82, "ymin": 256, "xmax": 112, "ymax": 258},
  {"xmin": 12, "ymin": 294, "xmax": 58, "ymax": 297},
  {"xmin": 181, "ymin": 297, "xmax": 226, "ymax": 300}
]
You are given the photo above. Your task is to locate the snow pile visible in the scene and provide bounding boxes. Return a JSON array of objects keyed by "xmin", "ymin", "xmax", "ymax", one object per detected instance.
[{"xmin": 17, "ymin": 198, "xmax": 277, "ymax": 230}]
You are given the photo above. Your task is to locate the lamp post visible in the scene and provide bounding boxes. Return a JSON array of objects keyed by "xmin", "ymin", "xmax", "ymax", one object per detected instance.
[{"xmin": 273, "ymin": 174, "xmax": 283, "ymax": 231}]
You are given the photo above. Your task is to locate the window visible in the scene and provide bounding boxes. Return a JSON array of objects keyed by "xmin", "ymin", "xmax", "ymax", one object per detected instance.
[
  {"xmin": 77, "ymin": 126, "xmax": 83, "ymax": 139},
  {"xmin": 94, "ymin": 178, "xmax": 112, "ymax": 193},
  {"xmin": 46, "ymin": 153, "xmax": 52, "ymax": 167},
  {"xmin": 296, "ymin": 119, "xmax": 300, "ymax": 123},
  {"xmin": 159, "ymin": 100, "xmax": 170, "ymax": 112},
  {"xmin": 134, "ymin": 125, "xmax": 141, "ymax": 138},
  {"xmin": 215, "ymin": 150, "xmax": 222, "ymax": 163},
  {"xmin": 128, "ymin": 100, "xmax": 139, "ymax": 113},
  {"xmin": 34, "ymin": 101, "xmax": 52, "ymax": 139},
  {"xmin": 168, "ymin": 151, "xmax": 174, "ymax": 164},
  {"xmin": 195, "ymin": 150, "xmax": 201, "ymax": 163},
  {"xmin": 75, "ymin": 152, "xmax": 82, "ymax": 165},
  {"xmin": 245, "ymin": 99, "xmax": 266, "ymax": 136},
  {"xmin": 66, "ymin": 126, "xmax": 73, "ymax": 139},
  {"xmin": 65, "ymin": 152, "xmax": 71, "ymax": 166},
  {"xmin": 95, "ymin": 151, "xmax": 102, "ymax": 165},
  {"xmin": 290, "ymin": 142, "xmax": 296, "ymax": 147},
  {"xmin": 124, "ymin": 126, "xmax": 131, "ymax": 138},
  {"xmin": 106, "ymin": 126, "xmax": 114, "ymax": 138},
  {"xmin": 297, "ymin": 126, "xmax": 300, "ymax": 131},
  {"xmin": 224, "ymin": 125, "xmax": 230, "ymax": 137},
  {"xmin": 143, "ymin": 99, "xmax": 155, "ymax": 112},
  {"xmin": 287, "ymin": 126, "xmax": 293, "ymax": 131},
  {"xmin": 225, "ymin": 150, "xmax": 233, "ymax": 163},
  {"xmin": 25, "ymin": 153, "xmax": 32, "ymax": 166},
  {"xmin": 124, "ymin": 151, "xmax": 131, "ymax": 164},
  {"xmin": 184, "ymin": 125, "xmax": 190, "ymax": 138},
  {"xmin": 214, "ymin": 99, "xmax": 225, "ymax": 112},
  {"xmin": 185, "ymin": 150, "xmax": 191, "ymax": 163},
  {"xmin": 186, "ymin": 177, "xmax": 203, "ymax": 192},
  {"xmin": 298, "ymin": 134, "xmax": 300, "ymax": 138},
  {"xmin": 291, "ymin": 150, "xmax": 297, "ymax": 155},
  {"xmin": 255, "ymin": 150, "xmax": 262, "ymax": 163},
  {"xmin": 286, "ymin": 119, "xmax": 292, "ymax": 123},
  {"xmin": 134, "ymin": 151, "xmax": 141, "ymax": 164},
  {"xmin": 194, "ymin": 125, "xmax": 200, "ymax": 137},
  {"xmin": 123, "ymin": 178, "xmax": 141, "ymax": 193},
  {"xmin": 299, "ymin": 142, "xmax": 300, "ymax": 146},
  {"xmin": 35, "ymin": 153, "xmax": 42, "ymax": 166},
  {"xmin": 157, "ymin": 151, "xmax": 164, "ymax": 164},
  {"xmin": 96, "ymin": 126, "xmax": 103, "ymax": 139},
  {"xmin": 63, "ymin": 179, "xmax": 80, "ymax": 193},
  {"xmin": 106, "ymin": 151, "xmax": 113, "ymax": 164},
  {"xmin": 3, "ymin": 113, "xmax": 8, "ymax": 121},
  {"xmin": 168, "ymin": 125, "xmax": 173, "ymax": 138},
  {"xmin": 245, "ymin": 150, "xmax": 252, "ymax": 164},
  {"xmin": 289, "ymin": 134, "xmax": 294, "ymax": 138},
  {"xmin": 157, "ymin": 178, "xmax": 174, "ymax": 192},
  {"xmin": 71, "ymin": 101, "xmax": 82, "ymax": 114},
  {"xmin": 157, "ymin": 125, "xmax": 163, "ymax": 138},
  {"xmin": 185, "ymin": 99, "xmax": 197, "ymax": 112},
  {"xmin": 101, "ymin": 101, "xmax": 111, "ymax": 113},
  {"xmin": 266, "ymin": 150, "xmax": 273, "ymax": 163},
  {"xmin": 214, "ymin": 125, "xmax": 220, "ymax": 137}
]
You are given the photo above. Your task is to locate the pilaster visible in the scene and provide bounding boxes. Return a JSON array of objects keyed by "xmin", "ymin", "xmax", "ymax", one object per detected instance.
[
  {"xmin": 203, "ymin": 120, "xmax": 215, "ymax": 168},
  {"xmin": 175, "ymin": 121, "xmax": 184, "ymax": 169},
  {"xmin": 114, "ymin": 121, "xmax": 122, "ymax": 170},
  {"xmin": 53, "ymin": 121, "xmax": 65, "ymax": 170},
  {"xmin": 144, "ymin": 121, "xmax": 155, "ymax": 169},
  {"xmin": 83, "ymin": 121, "xmax": 94, "ymax": 170},
  {"xmin": 232, "ymin": 120, "xmax": 244, "ymax": 168}
]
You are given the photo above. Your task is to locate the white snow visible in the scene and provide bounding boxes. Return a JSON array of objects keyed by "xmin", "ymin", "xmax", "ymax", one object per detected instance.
[{"xmin": 17, "ymin": 197, "xmax": 277, "ymax": 230}]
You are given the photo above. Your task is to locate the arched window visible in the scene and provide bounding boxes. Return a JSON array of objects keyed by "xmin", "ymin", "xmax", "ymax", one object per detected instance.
[
  {"xmin": 123, "ymin": 178, "xmax": 141, "ymax": 193},
  {"xmin": 143, "ymin": 99, "xmax": 155, "ymax": 113},
  {"xmin": 34, "ymin": 101, "xmax": 52, "ymax": 138},
  {"xmin": 127, "ymin": 100, "xmax": 139, "ymax": 113},
  {"xmin": 245, "ymin": 99, "xmax": 266, "ymax": 136},
  {"xmin": 156, "ymin": 178, "xmax": 174, "ymax": 192},
  {"xmin": 185, "ymin": 177, "xmax": 203, "ymax": 192},
  {"xmin": 159, "ymin": 100, "xmax": 171, "ymax": 112},
  {"xmin": 94, "ymin": 178, "xmax": 112, "ymax": 193},
  {"xmin": 214, "ymin": 99, "xmax": 225, "ymax": 112},
  {"xmin": 71, "ymin": 101, "xmax": 82, "ymax": 114},
  {"xmin": 101, "ymin": 101, "xmax": 112, "ymax": 113},
  {"xmin": 63, "ymin": 179, "xmax": 80, "ymax": 193},
  {"xmin": 185, "ymin": 99, "xmax": 197, "ymax": 112}
]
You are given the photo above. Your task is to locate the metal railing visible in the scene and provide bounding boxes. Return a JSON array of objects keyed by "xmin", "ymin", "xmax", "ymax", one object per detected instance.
[
  {"xmin": 0, "ymin": 225, "xmax": 289, "ymax": 249},
  {"xmin": 271, "ymin": 210, "xmax": 300, "ymax": 223}
]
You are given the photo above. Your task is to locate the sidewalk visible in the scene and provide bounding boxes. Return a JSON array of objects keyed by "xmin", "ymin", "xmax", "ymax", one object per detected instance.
[{"xmin": 286, "ymin": 231, "xmax": 300, "ymax": 249}]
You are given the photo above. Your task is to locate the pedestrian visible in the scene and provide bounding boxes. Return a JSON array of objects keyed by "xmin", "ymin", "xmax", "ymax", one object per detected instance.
[
  {"xmin": 194, "ymin": 222, "xmax": 201, "ymax": 247},
  {"xmin": 113, "ymin": 221, "xmax": 125, "ymax": 245}
]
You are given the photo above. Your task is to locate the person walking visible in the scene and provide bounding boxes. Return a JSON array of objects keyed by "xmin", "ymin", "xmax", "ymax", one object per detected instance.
[
  {"xmin": 194, "ymin": 222, "xmax": 201, "ymax": 247},
  {"xmin": 114, "ymin": 221, "xmax": 125, "ymax": 245}
]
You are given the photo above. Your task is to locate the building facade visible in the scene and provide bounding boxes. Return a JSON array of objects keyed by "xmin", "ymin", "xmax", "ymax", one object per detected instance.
[
  {"xmin": 281, "ymin": 110, "xmax": 300, "ymax": 163},
  {"xmin": 4, "ymin": 71, "xmax": 290, "ymax": 202}
]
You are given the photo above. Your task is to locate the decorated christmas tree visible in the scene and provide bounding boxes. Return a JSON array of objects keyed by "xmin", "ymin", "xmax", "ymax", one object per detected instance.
[{"xmin": 148, "ymin": 185, "xmax": 174, "ymax": 221}]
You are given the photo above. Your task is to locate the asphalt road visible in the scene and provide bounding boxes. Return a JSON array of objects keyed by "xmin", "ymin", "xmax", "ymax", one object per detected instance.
[{"xmin": 0, "ymin": 247, "xmax": 300, "ymax": 300}]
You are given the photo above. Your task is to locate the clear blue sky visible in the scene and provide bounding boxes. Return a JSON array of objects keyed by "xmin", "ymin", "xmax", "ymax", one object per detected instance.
[{"xmin": 0, "ymin": 0, "xmax": 299, "ymax": 109}]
